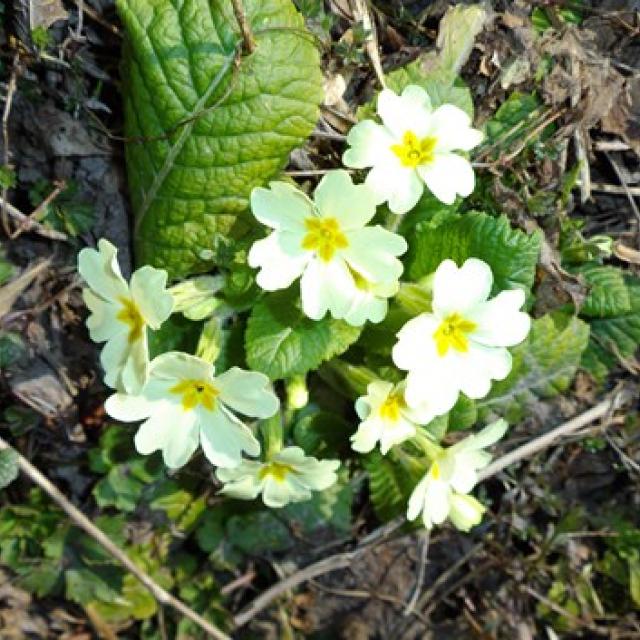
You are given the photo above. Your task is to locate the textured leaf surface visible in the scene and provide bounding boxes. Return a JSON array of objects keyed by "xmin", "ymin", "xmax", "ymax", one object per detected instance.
[
  {"xmin": 118, "ymin": 0, "xmax": 323, "ymax": 277},
  {"xmin": 580, "ymin": 273, "xmax": 640, "ymax": 381},
  {"xmin": 245, "ymin": 288, "xmax": 362, "ymax": 380},
  {"xmin": 0, "ymin": 449, "xmax": 18, "ymax": 489},
  {"xmin": 478, "ymin": 314, "xmax": 590, "ymax": 423},
  {"xmin": 572, "ymin": 263, "xmax": 631, "ymax": 318},
  {"xmin": 406, "ymin": 212, "xmax": 542, "ymax": 297}
]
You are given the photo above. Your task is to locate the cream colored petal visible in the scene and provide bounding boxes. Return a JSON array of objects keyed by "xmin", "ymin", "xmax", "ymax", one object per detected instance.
[
  {"xmin": 378, "ymin": 86, "xmax": 432, "ymax": 139},
  {"xmin": 215, "ymin": 367, "xmax": 279, "ymax": 418},
  {"xmin": 351, "ymin": 416, "xmax": 384, "ymax": 453},
  {"xmin": 429, "ymin": 104, "xmax": 483, "ymax": 152},
  {"xmin": 379, "ymin": 417, "xmax": 416, "ymax": 454},
  {"xmin": 387, "ymin": 169, "xmax": 425, "ymax": 215},
  {"xmin": 262, "ymin": 476, "xmax": 299, "ymax": 508},
  {"xmin": 407, "ymin": 474, "xmax": 429, "ymax": 522},
  {"xmin": 354, "ymin": 396, "xmax": 371, "ymax": 421},
  {"xmin": 120, "ymin": 334, "xmax": 149, "ymax": 395},
  {"xmin": 343, "ymin": 120, "xmax": 396, "ymax": 169},
  {"xmin": 343, "ymin": 227, "xmax": 407, "ymax": 282},
  {"xmin": 448, "ymin": 493, "xmax": 485, "ymax": 532},
  {"xmin": 250, "ymin": 181, "xmax": 313, "ymax": 232},
  {"xmin": 451, "ymin": 345, "xmax": 512, "ymax": 399},
  {"xmin": 77, "ymin": 239, "xmax": 128, "ymax": 302},
  {"xmin": 199, "ymin": 407, "xmax": 261, "ymax": 468},
  {"xmin": 149, "ymin": 351, "xmax": 212, "ymax": 384},
  {"xmin": 248, "ymin": 232, "xmax": 309, "ymax": 291},
  {"xmin": 83, "ymin": 289, "xmax": 123, "ymax": 343},
  {"xmin": 105, "ymin": 392, "xmax": 154, "ymax": 422},
  {"xmin": 467, "ymin": 290, "xmax": 530, "ymax": 347},
  {"xmin": 417, "ymin": 152, "xmax": 475, "ymax": 205},
  {"xmin": 313, "ymin": 170, "xmax": 378, "ymax": 230},
  {"xmin": 432, "ymin": 258, "xmax": 493, "ymax": 316},
  {"xmin": 300, "ymin": 258, "xmax": 357, "ymax": 321},
  {"xmin": 392, "ymin": 313, "xmax": 440, "ymax": 371},
  {"xmin": 130, "ymin": 266, "xmax": 173, "ymax": 329}
]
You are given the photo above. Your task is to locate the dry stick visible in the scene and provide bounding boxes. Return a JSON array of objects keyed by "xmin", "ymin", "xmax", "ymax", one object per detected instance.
[
  {"xmin": 586, "ymin": 182, "xmax": 640, "ymax": 197},
  {"xmin": 10, "ymin": 180, "xmax": 68, "ymax": 240},
  {"xmin": 605, "ymin": 152, "xmax": 640, "ymax": 237},
  {"xmin": 0, "ymin": 436, "xmax": 231, "ymax": 640},
  {"xmin": 230, "ymin": 0, "xmax": 256, "ymax": 54},
  {"xmin": 235, "ymin": 392, "xmax": 626, "ymax": 627},
  {"xmin": 0, "ymin": 196, "xmax": 67, "ymax": 241},
  {"xmin": 350, "ymin": 0, "xmax": 386, "ymax": 88},
  {"xmin": 1, "ymin": 53, "xmax": 19, "ymax": 237}
]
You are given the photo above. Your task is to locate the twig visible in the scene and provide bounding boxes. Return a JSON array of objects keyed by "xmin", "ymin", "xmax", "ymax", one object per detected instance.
[
  {"xmin": 0, "ymin": 196, "xmax": 67, "ymax": 241},
  {"xmin": 236, "ymin": 393, "xmax": 628, "ymax": 627},
  {"xmin": 350, "ymin": 0, "xmax": 386, "ymax": 88},
  {"xmin": 403, "ymin": 529, "xmax": 430, "ymax": 616},
  {"xmin": 233, "ymin": 552, "xmax": 357, "ymax": 627},
  {"xmin": 1, "ymin": 53, "xmax": 19, "ymax": 236},
  {"xmin": 230, "ymin": 0, "xmax": 256, "ymax": 54},
  {"xmin": 478, "ymin": 392, "xmax": 626, "ymax": 481},
  {"xmin": 585, "ymin": 182, "xmax": 640, "ymax": 197},
  {"xmin": 10, "ymin": 180, "xmax": 67, "ymax": 240},
  {"xmin": 594, "ymin": 140, "xmax": 630, "ymax": 152},
  {"xmin": 0, "ymin": 436, "xmax": 231, "ymax": 640},
  {"xmin": 605, "ymin": 152, "xmax": 640, "ymax": 241}
]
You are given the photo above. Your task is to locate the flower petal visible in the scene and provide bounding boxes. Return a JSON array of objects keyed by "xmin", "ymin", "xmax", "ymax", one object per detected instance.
[
  {"xmin": 130, "ymin": 266, "xmax": 173, "ymax": 329},
  {"xmin": 379, "ymin": 417, "xmax": 416, "ymax": 454},
  {"xmin": 423, "ymin": 477, "xmax": 452, "ymax": 526},
  {"xmin": 105, "ymin": 392, "xmax": 154, "ymax": 422},
  {"xmin": 467, "ymin": 289, "xmax": 530, "ymax": 347},
  {"xmin": 432, "ymin": 258, "xmax": 493, "ymax": 316},
  {"xmin": 344, "ymin": 290, "xmax": 389, "ymax": 326},
  {"xmin": 453, "ymin": 419, "xmax": 508, "ymax": 454},
  {"xmin": 343, "ymin": 226, "xmax": 407, "ymax": 282},
  {"xmin": 429, "ymin": 104, "xmax": 483, "ymax": 152},
  {"xmin": 351, "ymin": 416, "xmax": 383, "ymax": 453},
  {"xmin": 77, "ymin": 239, "xmax": 129, "ymax": 302},
  {"xmin": 343, "ymin": 120, "xmax": 396, "ymax": 169},
  {"xmin": 262, "ymin": 476, "xmax": 300, "ymax": 508},
  {"xmin": 248, "ymin": 232, "xmax": 308, "ymax": 291},
  {"xmin": 250, "ymin": 181, "xmax": 313, "ymax": 232},
  {"xmin": 149, "ymin": 351, "xmax": 212, "ymax": 383},
  {"xmin": 407, "ymin": 474, "xmax": 429, "ymax": 522},
  {"xmin": 448, "ymin": 493, "xmax": 485, "ymax": 532},
  {"xmin": 300, "ymin": 258, "xmax": 357, "ymax": 320},
  {"xmin": 452, "ymin": 344, "xmax": 512, "ymax": 399},
  {"xmin": 216, "ymin": 463, "xmax": 264, "ymax": 500},
  {"xmin": 199, "ymin": 407, "xmax": 261, "ymax": 468},
  {"xmin": 215, "ymin": 367, "xmax": 279, "ymax": 418},
  {"xmin": 383, "ymin": 168, "xmax": 424, "ymax": 215},
  {"xmin": 377, "ymin": 86, "xmax": 432, "ymax": 139},
  {"xmin": 403, "ymin": 368, "xmax": 460, "ymax": 416},
  {"xmin": 417, "ymin": 152, "xmax": 475, "ymax": 205},
  {"xmin": 392, "ymin": 313, "xmax": 440, "ymax": 371},
  {"xmin": 83, "ymin": 290, "xmax": 123, "ymax": 343},
  {"xmin": 313, "ymin": 170, "xmax": 378, "ymax": 230},
  {"xmin": 134, "ymin": 404, "xmax": 199, "ymax": 469},
  {"xmin": 120, "ymin": 333, "xmax": 149, "ymax": 395}
]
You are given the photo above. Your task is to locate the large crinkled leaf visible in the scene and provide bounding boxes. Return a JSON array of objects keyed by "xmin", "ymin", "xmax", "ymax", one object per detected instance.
[
  {"xmin": 118, "ymin": 0, "xmax": 323, "ymax": 277},
  {"xmin": 406, "ymin": 212, "xmax": 542, "ymax": 298},
  {"xmin": 571, "ymin": 262, "xmax": 631, "ymax": 318},
  {"xmin": 477, "ymin": 314, "xmax": 590, "ymax": 423},
  {"xmin": 580, "ymin": 272, "xmax": 640, "ymax": 382},
  {"xmin": 245, "ymin": 288, "xmax": 362, "ymax": 380}
]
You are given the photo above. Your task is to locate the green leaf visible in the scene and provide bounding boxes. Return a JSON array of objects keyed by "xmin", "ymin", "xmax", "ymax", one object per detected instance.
[
  {"xmin": 118, "ymin": 0, "xmax": 323, "ymax": 277},
  {"xmin": 581, "ymin": 274, "xmax": 640, "ymax": 382},
  {"xmin": 571, "ymin": 263, "xmax": 631, "ymax": 318},
  {"xmin": 364, "ymin": 451, "xmax": 422, "ymax": 522},
  {"xmin": 0, "ymin": 449, "xmax": 19, "ymax": 489},
  {"xmin": 629, "ymin": 557, "xmax": 640, "ymax": 608},
  {"xmin": 448, "ymin": 395, "xmax": 477, "ymax": 431},
  {"xmin": 478, "ymin": 314, "xmax": 590, "ymax": 423},
  {"xmin": 226, "ymin": 511, "xmax": 291, "ymax": 553},
  {"xmin": 406, "ymin": 212, "xmax": 542, "ymax": 298},
  {"xmin": 484, "ymin": 92, "xmax": 541, "ymax": 144},
  {"xmin": 293, "ymin": 411, "xmax": 353, "ymax": 457},
  {"xmin": 0, "ymin": 331, "xmax": 26, "ymax": 370},
  {"xmin": 245, "ymin": 288, "xmax": 362, "ymax": 380}
]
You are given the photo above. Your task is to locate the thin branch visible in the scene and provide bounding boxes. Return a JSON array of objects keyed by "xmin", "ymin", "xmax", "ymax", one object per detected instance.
[
  {"xmin": 350, "ymin": 0, "xmax": 386, "ymax": 88},
  {"xmin": 1, "ymin": 53, "xmax": 19, "ymax": 236},
  {"xmin": 0, "ymin": 195, "xmax": 67, "ymax": 241},
  {"xmin": 478, "ymin": 391, "xmax": 626, "ymax": 481},
  {"xmin": 0, "ymin": 436, "xmax": 231, "ymax": 640},
  {"xmin": 230, "ymin": 0, "xmax": 256, "ymax": 54}
]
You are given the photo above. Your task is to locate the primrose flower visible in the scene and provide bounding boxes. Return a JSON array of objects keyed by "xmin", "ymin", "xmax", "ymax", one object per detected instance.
[
  {"xmin": 407, "ymin": 419, "xmax": 507, "ymax": 531},
  {"xmin": 343, "ymin": 275, "xmax": 399, "ymax": 327},
  {"xmin": 352, "ymin": 380, "xmax": 437, "ymax": 455},
  {"xmin": 392, "ymin": 258, "xmax": 531, "ymax": 412},
  {"xmin": 216, "ymin": 446, "xmax": 340, "ymax": 508},
  {"xmin": 104, "ymin": 352, "xmax": 279, "ymax": 469},
  {"xmin": 343, "ymin": 84, "xmax": 483, "ymax": 213},
  {"xmin": 248, "ymin": 170, "xmax": 407, "ymax": 323},
  {"xmin": 78, "ymin": 239, "xmax": 173, "ymax": 394}
]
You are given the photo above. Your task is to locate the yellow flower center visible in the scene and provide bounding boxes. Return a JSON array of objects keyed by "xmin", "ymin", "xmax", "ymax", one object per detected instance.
[
  {"xmin": 430, "ymin": 460, "xmax": 441, "ymax": 480},
  {"xmin": 301, "ymin": 217, "xmax": 349, "ymax": 262},
  {"xmin": 378, "ymin": 391, "xmax": 404, "ymax": 422},
  {"xmin": 259, "ymin": 461, "xmax": 295, "ymax": 483},
  {"xmin": 116, "ymin": 297, "xmax": 145, "ymax": 343},
  {"xmin": 391, "ymin": 131, "xmax": 438, "ymax": 168},
  {"xmin": 349, "ymin": 267, "xmax": 371, "ymax": 292},
  {"xmin": 433, "ymin": 312, "xmax": 477, "ymax": 357},
  {"xmin": 170, "ymin": 379, "xmax": 219, "ymax": 411}
]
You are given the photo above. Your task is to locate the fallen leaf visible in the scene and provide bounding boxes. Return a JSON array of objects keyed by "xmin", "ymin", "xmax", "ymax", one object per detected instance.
[
  {"xmin": 0, "ymin": 259, "xmax": 50, "ymax": 319},
  {"xmin": 29, "ymin": 0, "xmax": 68, "ymax": 30},
  {"xmin": 613, "ymin": 240, "xmax": 640, "ymax": 265}
]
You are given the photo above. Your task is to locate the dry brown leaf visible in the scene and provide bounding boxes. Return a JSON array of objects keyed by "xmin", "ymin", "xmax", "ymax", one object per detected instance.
[
  {"xmin": 614, "ymin": 240, "xmax": 640, "ymax": 265},
  {"xmin": 28, "ymin": 0, "xmax": 68, "ymax": 30},
  {"xmin": 602, "ymin": 76, "xmax": 640, "ymax": 156}
]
